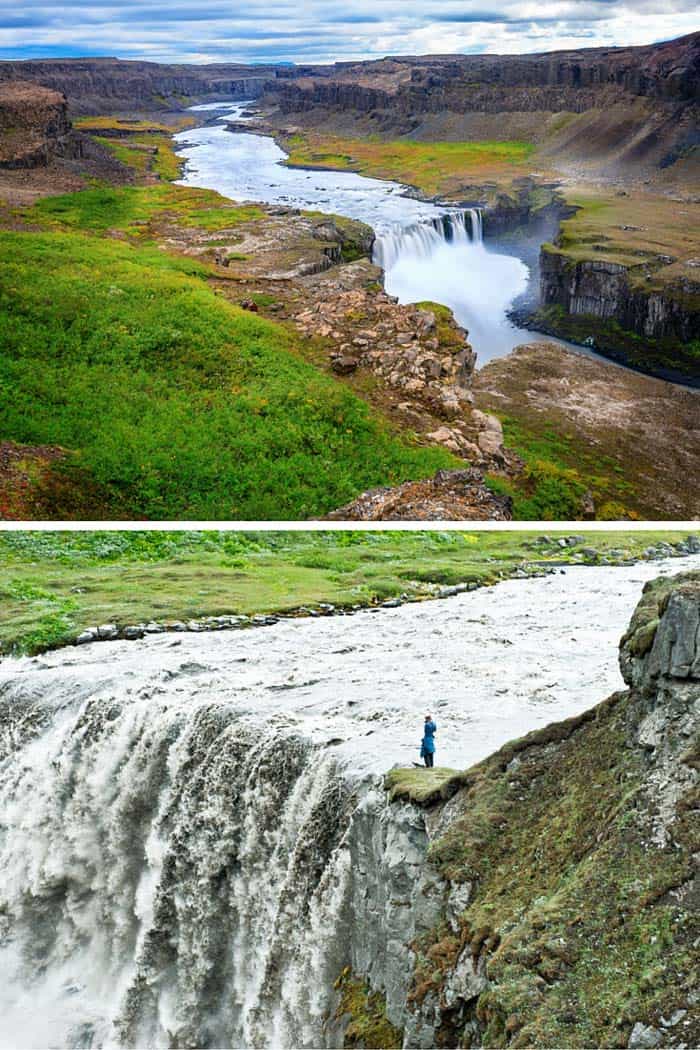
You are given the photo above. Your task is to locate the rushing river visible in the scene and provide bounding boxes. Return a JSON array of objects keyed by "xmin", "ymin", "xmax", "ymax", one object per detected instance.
[
  {"xmin": 174, "ymin": 103, "xmax": 550, "ymax": 365},
  {"xmin": 1, "ymin": 558, "xmax": 698, "ymax": 1050}
]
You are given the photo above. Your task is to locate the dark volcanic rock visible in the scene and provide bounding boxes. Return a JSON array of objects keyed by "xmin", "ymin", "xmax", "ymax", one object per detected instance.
[
  {"xmin": 0, "ymin": 79, "xmax": 80, "ymax": 167},
  {"xmin": 268, "ymin": 32, "xmax": 700, "ymax": 118},
  {"xmin": 325, "ymin": 468, "xmax": 512, "ymax": 521},
  {"xmin": 0, "ymin": 58, "xmax": 279, "ymax": 115}
]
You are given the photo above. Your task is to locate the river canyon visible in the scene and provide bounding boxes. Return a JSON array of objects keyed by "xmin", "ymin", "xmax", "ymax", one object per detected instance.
[{"xmin": 175, "ymin": 102, "xmax": 576, "ymax": 367}]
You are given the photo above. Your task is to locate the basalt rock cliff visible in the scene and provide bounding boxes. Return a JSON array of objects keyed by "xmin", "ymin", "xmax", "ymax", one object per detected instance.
[
  {"xmin": 264, "ymin": 33, "xmax": 700, "ymax": 174},
  {"xmin": 538, "ymin": 246, "xmax": 700, "ymax": 382},
  {"xmin": 0, "ymin": 57, "xmax": 279, "ymax": 115},
  {"xmin": 0, "ymin": 79, "xmax": 81, "ymax": 167}
]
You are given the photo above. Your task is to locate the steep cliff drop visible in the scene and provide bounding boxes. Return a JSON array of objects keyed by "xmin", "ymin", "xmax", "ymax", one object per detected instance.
[{"xmin": 0, "ymin": 568, "xmax": 697, "ymax": 1048}]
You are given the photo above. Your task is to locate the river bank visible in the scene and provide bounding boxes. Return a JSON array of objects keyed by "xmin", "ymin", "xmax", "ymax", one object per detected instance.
[{"xmin": 2, "ymin": 529, "xmax": 698, "ymax": 658}]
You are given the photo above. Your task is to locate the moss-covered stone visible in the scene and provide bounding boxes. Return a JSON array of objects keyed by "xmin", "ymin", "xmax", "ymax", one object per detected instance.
[
  {"xmin": 334, "ymin": 968, "xmax": 403, "ymax": 1049},
  {"xmin": 385, "ymin": 766, "xmax": 462, "ymax": 806}
]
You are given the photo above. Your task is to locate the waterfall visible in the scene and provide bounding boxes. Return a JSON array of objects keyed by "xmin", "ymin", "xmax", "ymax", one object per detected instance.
[
  {"xmin": 0, "ymin": 649, "xmax": 441, "ymax": 1050},
  {"xmin": 373, "ymin": 207, "xmax": 483, "ymax": 271},
  {"xmin": 0, "ymin": 676, "xmax": 355, "ymax": 1048}
]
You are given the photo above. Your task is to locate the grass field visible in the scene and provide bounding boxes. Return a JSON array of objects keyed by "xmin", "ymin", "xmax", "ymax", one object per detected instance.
[
  {"xmin": 76, "ymin": 115, "xmax": 198, "ymax": 183},
  {"xmin": 282, "ymin": 132, "xmax": 535, "ymax": 197},
  {"xmin": 0, "ymin": 529, "xmax": 688, "ymax": 655},
  {"xmin": 1, "ymin": 199, "xmax": 454, "ymax": 519},
  {"xmin": 29, "ymin": 183, "xmax": 265, "ymax": 235}
]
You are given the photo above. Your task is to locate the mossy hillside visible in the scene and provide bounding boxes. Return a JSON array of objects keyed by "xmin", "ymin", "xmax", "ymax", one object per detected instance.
[
  {"xmin": 93, "ymin": 133, "xmax": 184, "ymax": 181},
  {"xmin": 0, "ymin": 529, "xmax": 687, "ymax": 657},
  {"xmin": 402, "ymin": 690, "xmax": 698, "ymax": 1048},
  {"xmin": 281, "ymin": 131, "xmax": 536, "ymax": 198},
  {"xmin": 0, "ymin": 227, "xmax": 455, "ymax": 519},
  {"xmin": 76, "ymin": 114, "xmax": 198, "ymax": 183},
  {"xmin": 26, "ymin": 183, "xmax": 266, "ymax": 236},
  {"xmin": 334, "ymin": 969, "xmax": 403, "ymax": 1049},
  {"xmin": 484, "ymin": 416, "xmax": 640, "ymax": 521}
]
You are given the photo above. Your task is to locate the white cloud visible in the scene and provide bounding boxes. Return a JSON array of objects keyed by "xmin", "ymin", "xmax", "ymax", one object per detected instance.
[{"xmin": 1, "ymin": 0, "xmax": 697, "ymax": 63}]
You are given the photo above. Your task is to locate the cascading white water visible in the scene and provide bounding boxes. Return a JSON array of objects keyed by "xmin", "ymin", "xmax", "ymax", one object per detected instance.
[
  {"xmin": 372, "ymin": 208, "xmax": 483, "ymax": 270},
  {"xmin": 3, "ymin": 557, "xmax": 700, "ymax": 1049},
  {"xmin": 0, "ymin": 684, "xmax": 361, "ymax": 1049}
]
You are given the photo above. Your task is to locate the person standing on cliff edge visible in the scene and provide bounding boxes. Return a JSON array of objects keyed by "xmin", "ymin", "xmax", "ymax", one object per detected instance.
[{"xmin": 420, "ymin": 715, "xmax": 437, "ymax": 768}]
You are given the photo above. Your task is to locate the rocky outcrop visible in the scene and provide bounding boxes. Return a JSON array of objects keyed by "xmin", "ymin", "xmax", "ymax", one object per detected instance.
[
  {"xmin": 539, "ymin": 245, "xmax": 700, "ymax": 380},
  {"xmin": 0, "ymin": 79, "xmax": 81, "ymax": 167},
  {"xmin": 371, "ymin": 570, "xmax": 700, "ymax": 1048},
  {"xmin": 325, "ymin": 468, "xmax": 512, "ymax": 521},
  {"xmin": 294, "ymin": 289, "xmax": 475, "ymax": 418},
  {"xmin": 0, "ymin": 58, "xmax": 278, "ymax": 115}
]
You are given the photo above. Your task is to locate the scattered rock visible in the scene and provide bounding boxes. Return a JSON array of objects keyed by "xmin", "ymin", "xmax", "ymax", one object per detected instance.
[
  {"xmin": 628, "ymin": 1023, "xmax": 662, "ymax": 1048},
  {"xmin": 325, "ymin": 468, "xmax": 512, "ymax": 521}
]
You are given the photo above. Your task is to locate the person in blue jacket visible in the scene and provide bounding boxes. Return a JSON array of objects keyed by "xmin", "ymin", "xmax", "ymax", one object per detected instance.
[{"xmin": 420, "ymin": 715, "xmax": 437, "ymax": 768}]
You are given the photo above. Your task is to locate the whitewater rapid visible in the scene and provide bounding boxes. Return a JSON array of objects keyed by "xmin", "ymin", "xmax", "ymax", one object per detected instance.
[
  {"xmin": 173, "ymin": 103, "xmax": 539, "ymax": 363},
  {"xmin": 2, "ymin": 558, "xmax": 698, "ymax": 1049}
]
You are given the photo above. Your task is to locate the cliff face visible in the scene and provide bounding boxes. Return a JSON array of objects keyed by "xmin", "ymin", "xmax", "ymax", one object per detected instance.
[
  {"xmin": 0, "ymin": 79, "xmax": 82, "ymax": 167},
  {"xmin": 269, "ymin": 33, "xmax": 700, "ymax": 118},
  {"xmin": 378, "ymin": 570, "xmax": 700, "ymax": 1048},
  {"xmin": 539, "ymin": 247, "xmax": 700, "ymax": 380},
  {"xmin": 0, "ymin": 58, "xmax": 276, "ymax": 114}
]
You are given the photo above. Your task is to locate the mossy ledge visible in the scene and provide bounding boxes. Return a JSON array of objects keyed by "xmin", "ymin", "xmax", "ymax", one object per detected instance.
[
  {"xmin": 378, "ymin": 570, "xmax": 700, "ymax": 1049},
  {"xmin": 334, "ymin": 969, "xmax": 404, "ymax": 1049}
]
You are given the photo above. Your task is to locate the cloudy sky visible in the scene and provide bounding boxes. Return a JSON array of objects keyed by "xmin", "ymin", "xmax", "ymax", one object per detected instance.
[{"xmin": 2, "ymin": 0, "xmax": 697, "ymax": 64}]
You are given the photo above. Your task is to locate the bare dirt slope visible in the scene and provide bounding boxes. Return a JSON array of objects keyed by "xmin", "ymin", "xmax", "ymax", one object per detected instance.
[{"xmin": 475, "ymin": 342, "xmax": 700, "ymax": 520}]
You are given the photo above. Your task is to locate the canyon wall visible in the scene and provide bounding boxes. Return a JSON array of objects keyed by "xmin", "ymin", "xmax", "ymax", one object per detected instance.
[
  {"xmin": 0, "ymin": 79, "xmax": 82, "ymax": 167},
  {"xmin": 267, "ymin": 33, "xmax": 700, "ymax": 120},
  {"xmin": 539, "ymin": 246, "xmax": 700, "ymax": 380},
  {"xmin": 0, "ymin": 58, "xmax": 277, "ymax": 114}
]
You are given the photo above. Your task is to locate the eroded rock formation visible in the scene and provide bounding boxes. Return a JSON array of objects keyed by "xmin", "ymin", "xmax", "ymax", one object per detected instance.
[
  {"xmin": 0, "ymin": 79, "xmax": 80, "ymax": 167},
  {"xmin": 0, "ymin": 58, "xmax": 277, "ymax": 115}
]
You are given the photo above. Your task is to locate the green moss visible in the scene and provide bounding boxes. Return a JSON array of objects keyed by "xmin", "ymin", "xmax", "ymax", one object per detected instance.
[
  {"xmin": 334, "ymin": 968, "xmax": 403, "ymax": 1049},
  {"xmin": 385, "ymin": 767, "xmax": 462, "ymax": 805},
  {"xmin": 0, "ymin": 227, "xmax": 456, "ymax": 520}
]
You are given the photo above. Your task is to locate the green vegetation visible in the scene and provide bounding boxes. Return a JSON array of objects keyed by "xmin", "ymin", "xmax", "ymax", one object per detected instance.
[
  {"xmin": 94, "ymin": 132, "xmax": 184, "ymax": 180},
  {"xmin": 1, "ymin": 213, "xmax": 453, "ymax": 519},
  {"xmin": 0, "ymin": 529, "xmax": 688, "ymax": 655},
  {"xmin": 485, "ymin": 418, "xmax": 638, "ymax": 521},
  {"xmin": 282, "ymin": 131, "xmax": 535, "ymax": 196},
  {"xmin": 76, "ymin": 115, "xmax": 197, "ymax": 182},
  {"xmin": 28, "ymin": 183, "xmax": 264, "ymax": 236},
  {"xmin": 385, "ymin": 766, "xmax": 461, "ymax": 806},
  {"xmin": 334, "ymin": 969, "xmax": 402, "ymax": 1049},
  {"xmin": 405, "ymin": 687, "xmax": 699, "ymax": 1048}
]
